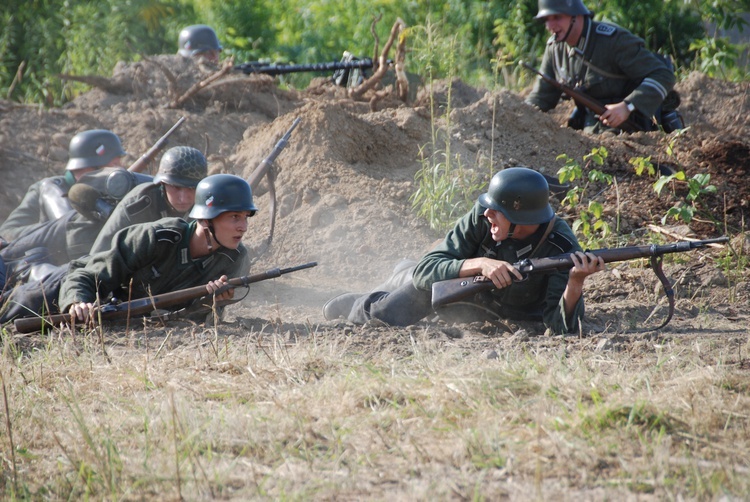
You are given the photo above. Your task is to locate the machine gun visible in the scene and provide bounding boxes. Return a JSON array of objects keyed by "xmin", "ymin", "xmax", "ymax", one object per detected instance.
[
  {"xmin": 520, "ymin": 61, "xmax": 645, "ymax": 133},
  {"xmin": 236, "ymin": 53, "xmax": 392, "ymax": 88},
  {"xmin": 235, "ymin": 58, "xmax": 379, "ymax": 77},
  {"xmin": 13, "ymin": 261, "xmax": 317, "ymax": 333},
  {"xmin": 431, "ymin": 237, "xmax": 728, "ymax": 330}
]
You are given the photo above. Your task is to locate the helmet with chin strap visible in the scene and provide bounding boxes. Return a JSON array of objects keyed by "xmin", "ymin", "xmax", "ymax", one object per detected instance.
[
  {"xmin": 478, "ymin": 167, "xmax": 554, "ymax": 225},
  {"xmin": 189, "ymin": 174, "xmax": 257, "ymax": 220},
  {"xmin": 535, "ymin": 0, "xmax": 591, "ymax": 19}
]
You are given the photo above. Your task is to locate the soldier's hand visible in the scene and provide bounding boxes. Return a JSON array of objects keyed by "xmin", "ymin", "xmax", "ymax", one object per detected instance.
[
  {"xmin": 69, "ymin": 302, "xmax": 98, "ymax": 325},
  {"xmin": 480, "ymin": 258, "xmax": 524, "ymax": 290},
  {"xmin": 600, "ymin": 101, "xmax": 631, "ymax": 128},
  {"xmin": 206, "ymin": 275, "xmax": 234, "ymax": 302},
  {"xmin": 568, "ymin": 251, "xmax": 605, "ymax": 284}
]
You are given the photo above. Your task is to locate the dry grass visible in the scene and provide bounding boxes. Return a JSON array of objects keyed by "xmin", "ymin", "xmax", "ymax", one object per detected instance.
[{"xmin": 1, "ymin": 316, "xmax": 750, "ymax": 500}]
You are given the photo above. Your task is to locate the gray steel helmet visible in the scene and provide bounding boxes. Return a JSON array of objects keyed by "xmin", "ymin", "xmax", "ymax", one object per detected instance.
[
  {"xmin": 153, "ymin": 146, "xmax": 208, "ymax": 188},
  {"xmin": 189, "ymin": 174, "xmax": 257, "ymax": 220},
  {"xmin": 478, "ymin": 167, "xmax": 554, "ymax": 225},
  {"xmin": 178, "ymin": 25, "xmax": 222, "ymax": 57},
  {"xmin": 66, "ymin": 129, "xmax": 127, "ymax": 171},
  {"xmin": 535, "ymin": 0, "xmax": 592, "ymax": 19}
]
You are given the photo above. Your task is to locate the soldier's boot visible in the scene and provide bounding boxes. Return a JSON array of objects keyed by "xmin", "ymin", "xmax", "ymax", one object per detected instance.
[
  {"xmin": 322, "ymin": 292, "xmax": 365, "ymax": 321},
  {"xmin": 322, "ymin": 259, "xmax": 418, "ymax": 321}
]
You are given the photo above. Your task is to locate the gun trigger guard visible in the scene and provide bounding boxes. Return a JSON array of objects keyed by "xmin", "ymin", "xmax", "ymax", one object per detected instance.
[{"xmin": 514, "ymin": 273, "xmax": 530, "ymax": 283}]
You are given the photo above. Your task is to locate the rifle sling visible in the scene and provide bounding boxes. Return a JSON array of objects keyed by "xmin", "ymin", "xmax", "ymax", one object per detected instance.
[
  {"xmin": 647, "ymin": 254, "xmax": 675, "ymax": 331},
  {"xmin": 528, "ymin": 216, "xmax": 557, "ymax": 260}
]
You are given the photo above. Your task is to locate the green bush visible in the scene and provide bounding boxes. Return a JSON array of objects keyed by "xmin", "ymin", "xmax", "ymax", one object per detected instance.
[{"xmin": 1, "ymin": 0, "xmax": 748, "ymax": 105}]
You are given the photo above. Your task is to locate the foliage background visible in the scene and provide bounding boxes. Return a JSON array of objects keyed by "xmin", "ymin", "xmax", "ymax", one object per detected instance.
[{"xmin": 0, "ymin": 0, "xmax": 748, "ymax": 106}]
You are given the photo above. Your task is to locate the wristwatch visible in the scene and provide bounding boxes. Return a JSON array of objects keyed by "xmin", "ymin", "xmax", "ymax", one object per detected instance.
[{"xmin": 625, "ymin": 101, "xmax": 636, "ymax": 113}]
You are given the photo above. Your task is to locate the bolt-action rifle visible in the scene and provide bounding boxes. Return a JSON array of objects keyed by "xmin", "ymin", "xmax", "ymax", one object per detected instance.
[
  {"xmin": 520, "ymin": 61, "xmax": 645, "ymax": 133},
  {"xmin": 13, "ymin": 261, "xmax": 317, "ymax": 333},
  {"xmin": 431, "ymin": 237, "xmax": 728, "ymax": 330},
  {"xmin": 247, "ymin": 117, "xmax": 301, "ymax": 248},
  {"xmin": 127, "ymin": 116, "xmax": 186, "ymax": 173}
]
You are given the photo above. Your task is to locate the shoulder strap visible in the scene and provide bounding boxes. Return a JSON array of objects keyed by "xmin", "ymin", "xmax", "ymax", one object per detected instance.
[{"xmin": 529, "ymin": 216, "xmax": 557, "ymax": 259}]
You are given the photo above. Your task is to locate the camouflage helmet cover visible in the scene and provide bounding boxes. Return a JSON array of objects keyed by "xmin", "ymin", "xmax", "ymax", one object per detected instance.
[
  {"xmin": 178, "ymin": 25, "xmax": 222, "ymax": 57},
  {"xmin": 188, "ymin": 173, "xmax": 258, "ymax": 220},
  {"xmin": 66, "ymin": 129, "xmax": 127, "ymax": 171},
  {"xmin": 535, "ymin": 0, "xmax": 592, "ymax": 19},
  {"xmin": 154, "ymin": 146, "xmax": 208, "ymax": 188},
  {"xmin": 478, "ymin": 167, "xmax": 554, "ymax": 225}
]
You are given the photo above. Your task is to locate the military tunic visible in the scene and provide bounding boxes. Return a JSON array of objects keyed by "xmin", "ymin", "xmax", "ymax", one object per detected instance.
[
  {"xmin": 0, "ymin": 175, "xmax": 73, "ymax": 241},
  {"xmin": 59, "ymin": 218, "xmax": 250, "ymax": 312},
  {"xmin": 525, "ymin": 18, "xmax": 674, "ymax": 131},
  {"xmin": 89, "ymin": 182, "xmax": 185, "ymax": 255}
]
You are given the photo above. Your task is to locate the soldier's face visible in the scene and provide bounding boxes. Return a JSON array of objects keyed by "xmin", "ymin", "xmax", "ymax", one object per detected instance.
[
  {"xmin": 543, "ymin": 14, "xmax": 574, "ymax": 42},
  {"xmin": 211, "ymin": 211, "xmax": 253, "ymax": 249},
  {"xmin": 484, "ymin": 208, "xmax": 512, "ymax": 242},
  {"xmin": 164, "ymin": 184, "xmax": 196, "ymax": 214}
]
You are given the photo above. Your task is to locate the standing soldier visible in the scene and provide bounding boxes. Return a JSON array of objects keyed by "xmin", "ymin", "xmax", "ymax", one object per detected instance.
[
  {"xmin": 87, "ymin": 146, "xmax": 208, "ymax": 255},
  {"xmin": 525, "ymin": 0, "xmax": 682, "ymax": 133},
  {"xmin": 177, "ymin": 25, "xmax": 222, "ymax": 65},
  {"xmin": 0, "ymin": 129, "xmax": 126, "ymax": 242}
]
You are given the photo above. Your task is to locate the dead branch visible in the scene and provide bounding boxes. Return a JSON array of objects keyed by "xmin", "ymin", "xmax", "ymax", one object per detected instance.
[
  {"xmin": 57, "ymin": 72, "xmax": 132, "ymax": 95},
  {"xmin": 141, "ymin": 55, "xmax": 180, "ymax": 99},
  {"xmin": 370, "ymin": 14, "xmax": 383, "ymax": 67},
  {"xmin": 348, "ymin": 18, "xmax": 407, "ymax": 101},
  {"xmin": 394, "ymin": 24, "xmax": 409, "ymax": 102},
  {"xmin": 168, "ymin": 59, "xmax": 235, "ymax": 109},
  {"xmin": 7, "ymin": 61, "xmax": 26, "ymax": 100}
]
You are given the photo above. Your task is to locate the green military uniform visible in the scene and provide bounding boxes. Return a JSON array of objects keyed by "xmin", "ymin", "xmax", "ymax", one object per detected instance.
[
  {"xmin": 0, "ymin": 174, "xmax": 73, "ymax": 241},
  {"xmin": 59, "ymin": 217, "xmax": 250, "ymax": 312},
  {"xmin": 525, "ymin": 18, "xmax": 675, "ymax": 133},
  {"xmin": 88, "ymin": 182, "xmax": 186, "ymax": 255},
  {"xmin": 413, "ymin": 203, "xmax": 584, "ymax": 334}
]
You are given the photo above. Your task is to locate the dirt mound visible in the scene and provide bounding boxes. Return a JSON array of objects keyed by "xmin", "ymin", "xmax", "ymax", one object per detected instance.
[{"xmin": 0, "ymin": 56, "xmax": 747, "ymax": 317}]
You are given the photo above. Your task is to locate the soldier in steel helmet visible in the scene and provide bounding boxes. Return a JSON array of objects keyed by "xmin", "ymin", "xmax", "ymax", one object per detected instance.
[
  {"xmin": 87, "ymin": 146, "xmax": 208, "ymax": 255},
  {"xmin": 1, "ymin": 174, "xmax": 257, "ymax": 325},
  {"xmin": 0, "ymin": 129, "xmax": 126, "ymax": 242},
  {"xmin": 323, "ymin": 167, "xmax": 605, "ymax": 334},
  {"xmin": 177, "ymin": 25, "xmax": 222, "ymax": 64},
  {"xmin": 525, "ymin": 0, "xmax": 681, "ymax": 133}
]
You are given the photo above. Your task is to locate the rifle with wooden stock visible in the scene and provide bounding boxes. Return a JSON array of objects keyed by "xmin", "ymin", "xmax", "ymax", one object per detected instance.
[
  {"xmin": 13, "ymin": 261, "xmax": 317, "ymax": 333},
  {"xmin": 431, "ymin": 237, "xmax": 728, "ymax": 330},
  {"xmin": 127, "ymin": 116, "xmax": 186, "ymax": 173},
  {"xmin": 520, "ymin": 61, "xmax": 645, "ymax": 133},
  {"xmin": 247, "ymin": 117, "xmax": 301, "ymax": 247}
]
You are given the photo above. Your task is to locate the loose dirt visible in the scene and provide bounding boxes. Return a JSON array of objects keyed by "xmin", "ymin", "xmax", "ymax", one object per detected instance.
[
  {"xmin": 1, "ymin": 52, "xmax": 749, "ymax": 500},
  {"xmin": 1, "ymin": 55, "xmax": 748, "ymax": 333}
]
